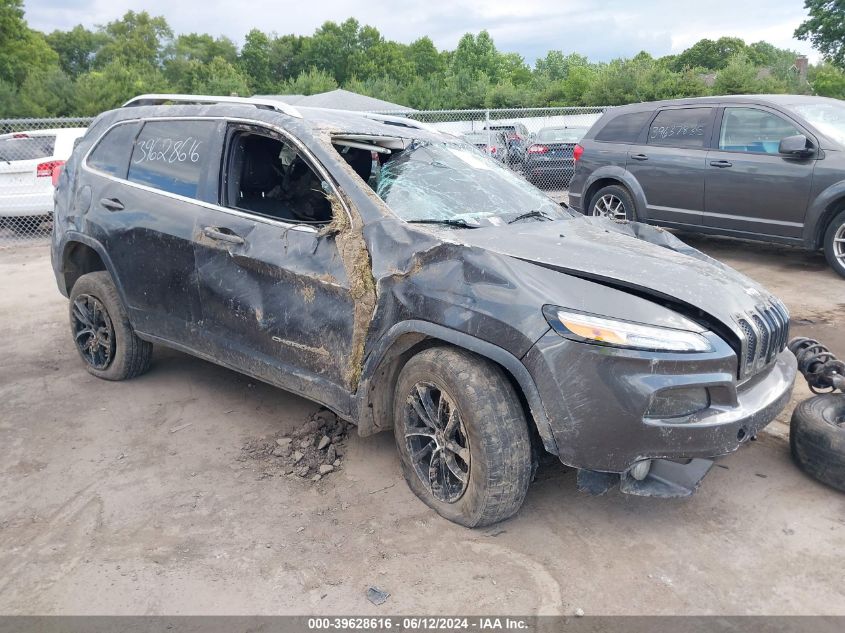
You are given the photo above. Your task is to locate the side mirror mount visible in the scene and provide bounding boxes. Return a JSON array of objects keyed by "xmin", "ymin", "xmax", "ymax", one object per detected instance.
[{"xmin": 779, "ymin": 134, "xmax": 813, "ymax": 157}]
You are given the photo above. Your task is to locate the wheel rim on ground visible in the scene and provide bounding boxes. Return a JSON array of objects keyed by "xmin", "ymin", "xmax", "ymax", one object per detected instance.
[
  {"xmin": 403, "ymin": 381, "xmax": 471, "ymax": 503},
  {"xmin": 593, "ymin": 193, "xmax": 627, "ymax": 220},
  {"xmin": 834, "ymin": 222, "xmax": 845, "ymax": 266},
  {"xmin": 71, "ymin": 294, "xmax": 115, "ymax": 370}
]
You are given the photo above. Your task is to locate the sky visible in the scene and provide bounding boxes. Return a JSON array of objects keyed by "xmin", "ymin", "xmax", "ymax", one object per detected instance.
[{"xmin": 23, "ymin": 0, "xmax": 819, "ymax": 64}]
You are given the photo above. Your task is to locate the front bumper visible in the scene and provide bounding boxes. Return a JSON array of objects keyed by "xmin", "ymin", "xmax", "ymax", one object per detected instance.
[{"xmin": 523, "ymin": 331, "xmax": 797, "ymax": 473}]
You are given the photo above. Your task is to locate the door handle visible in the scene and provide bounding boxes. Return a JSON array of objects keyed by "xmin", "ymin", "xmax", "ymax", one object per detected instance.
[
  {"xmin": 630, "ymin": 153, "xmax": 648, "ymax": 161},
  {"xmin": 99, "ymin": 197, "xmax": 124, "ymax": 211},
  {"xmin": 202, "ymin": 226, "xmax": 245, "ymax": 245},
  {"xmin": 709, "ymin": 160, "xmax": 733, "ymax": 168}
]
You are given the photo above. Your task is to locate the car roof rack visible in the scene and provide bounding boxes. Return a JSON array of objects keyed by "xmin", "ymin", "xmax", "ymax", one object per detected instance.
[{"xmin": 121, "ymin": 94, "xmax": 302, "ymax": 119}]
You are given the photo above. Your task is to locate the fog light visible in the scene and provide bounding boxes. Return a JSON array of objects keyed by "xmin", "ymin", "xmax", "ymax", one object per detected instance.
[
  {"xmin": 645, "ymin": 387, "xmax": 710, "ymax": 419},
  {"xmin": 629, "ymin": 460, "xmax": 652, "ymax": 481}
]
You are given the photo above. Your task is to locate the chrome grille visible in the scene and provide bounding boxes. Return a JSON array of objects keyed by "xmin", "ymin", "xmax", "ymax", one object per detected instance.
[{"xmin": 737, "ymin": 301, "xmax": 790, "ymax": 378}]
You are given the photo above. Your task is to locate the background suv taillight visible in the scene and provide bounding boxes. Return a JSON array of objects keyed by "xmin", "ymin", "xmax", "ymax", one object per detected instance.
[
  {"xmin": 36, "ymin": 160, "xmax": 65, "ymax": 185},
  {"xmin": 573, "ymin": 144, "xmax": 584, "ymax": 162}
]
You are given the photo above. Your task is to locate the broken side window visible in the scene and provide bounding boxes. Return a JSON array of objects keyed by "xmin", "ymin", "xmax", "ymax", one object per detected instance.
[{"xmin": 223, "ymin": 127, "xmax": 333, "ymax": 224}]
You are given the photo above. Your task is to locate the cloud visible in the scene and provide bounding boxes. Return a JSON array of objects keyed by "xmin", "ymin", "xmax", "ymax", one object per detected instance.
[{"xmin": 23, "ymin": 0, "xmax": 817, "ymax": 63}]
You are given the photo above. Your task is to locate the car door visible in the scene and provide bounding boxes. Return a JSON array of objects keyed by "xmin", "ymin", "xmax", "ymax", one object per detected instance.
[
  {"xmin": 82, "ymin": 119, "xmax": 222, "ymax": 345},
  {"xmin": 191, "ymin": 122, "xmax": 356, "ymax": 406},
  {"xmin": 704, "ymin": 106, "xmax": 816, "ymax": 239},
  {"xmin": 626, "ymin": 106, "xmax": 715, "ymax": 226}
]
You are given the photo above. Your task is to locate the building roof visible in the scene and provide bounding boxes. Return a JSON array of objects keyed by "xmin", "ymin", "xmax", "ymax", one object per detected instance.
[
  {"xmin": 256, "ymin": 89, "xmax": 413, "ymax": 113},
  {"xmin": 260, "ymin": 94, "xmax": 306, "ymax": 104}
]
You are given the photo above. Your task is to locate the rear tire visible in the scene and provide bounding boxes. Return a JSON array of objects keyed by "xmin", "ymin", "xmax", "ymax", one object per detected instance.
[
  {"xmin": 393, "ymin": 346, "xmax": 533, "ymax": 527},
  {"xmin": 790, "ymin": 394, "xmax": 845, "ymax": 492},
  {"xmin": 588, "ymin": 184, "xmax": 636, "ymax": 221},
  {"xmin": 69, "ymin": 271, "xmax": 153, "ymax": 381},
  {"xmin": 823, "ymin": 210, "xmax": 845, "ymax": 278}
]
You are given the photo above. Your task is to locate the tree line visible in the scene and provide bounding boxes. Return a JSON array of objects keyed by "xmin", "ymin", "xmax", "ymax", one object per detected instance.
[{"xmin": 1, "ymin": 0, "xmax": 844, "ymax": 118}]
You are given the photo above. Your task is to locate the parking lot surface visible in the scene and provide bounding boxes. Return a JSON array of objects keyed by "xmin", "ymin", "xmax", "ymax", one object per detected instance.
[{"xmin": 1, "ymin": 236, "xmax": 843, "ymax": 615}]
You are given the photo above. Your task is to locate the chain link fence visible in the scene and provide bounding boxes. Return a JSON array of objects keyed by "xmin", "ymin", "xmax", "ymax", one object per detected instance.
[
  {"xmin": 0, "ymin": 106, "xmax": 607, "ymax": 249},
  {"xmin": 0, "ymin": 117, "xmax": 92, "ymax": 248}
]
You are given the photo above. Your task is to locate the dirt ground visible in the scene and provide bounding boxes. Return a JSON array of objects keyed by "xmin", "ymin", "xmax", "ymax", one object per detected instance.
[{"xmin": 0, "ymin": 235, "xmax": 843, "ymax": 616}]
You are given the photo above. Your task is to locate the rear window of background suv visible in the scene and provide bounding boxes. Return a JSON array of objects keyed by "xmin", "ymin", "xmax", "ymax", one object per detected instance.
[
  {"xmin": 594, "ymin": 111, "xmax": 652, "ymax": 143},
  {"xmin": 0, "ymin": 136, "xmax": 56, "ymax": 162}
]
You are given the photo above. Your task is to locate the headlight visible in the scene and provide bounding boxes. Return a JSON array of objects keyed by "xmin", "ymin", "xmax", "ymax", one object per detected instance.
[{"xmin": 543, "ymin": 306, "xmax": 713, "ymax": 353}]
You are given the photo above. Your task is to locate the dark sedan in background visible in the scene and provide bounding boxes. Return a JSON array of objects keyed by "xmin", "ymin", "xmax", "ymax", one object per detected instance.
[{"xmin": 524, "ymin": 126, "xmax": 588, "ymax": 187}]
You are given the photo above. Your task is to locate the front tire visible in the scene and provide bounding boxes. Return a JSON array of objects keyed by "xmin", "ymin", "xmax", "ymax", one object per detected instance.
[
  {"xmin": 393, "ymin": 346, "xmax": 532, "ymax": 527},
  {"xmin": 589, "ymin": 184, "xmax": 636, "ymax": 221},
  {"xmin": 823, "ymin": 210, "xmax": 845, "ymax": 278},
  {"xmin": 69, "ymin": 271, "xmax": 153, "ymax": 380}
]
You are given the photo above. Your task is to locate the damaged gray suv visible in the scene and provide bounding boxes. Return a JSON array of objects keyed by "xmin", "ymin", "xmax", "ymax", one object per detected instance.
[{"xmin": 52, "ymin": 95, "xmax": 797, "ymax": 527}]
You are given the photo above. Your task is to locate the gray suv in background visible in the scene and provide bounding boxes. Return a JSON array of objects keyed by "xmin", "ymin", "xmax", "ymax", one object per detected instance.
[{"xmin": 568, "ymin": 95, "xmax": 845, "ymax": 278}]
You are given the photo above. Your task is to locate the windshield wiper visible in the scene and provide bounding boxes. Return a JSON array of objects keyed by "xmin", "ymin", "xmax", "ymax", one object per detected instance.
[
  {"xmin": 406, "ymin": 218, "xmax": 480, "ymax": 229},
  {"xmin": 508, "ymin": 209, "xmax": 553, "ymax": 224}
]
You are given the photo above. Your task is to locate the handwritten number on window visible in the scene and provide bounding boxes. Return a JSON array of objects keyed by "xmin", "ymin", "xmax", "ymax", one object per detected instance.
[
  {"xmin": 134, "ymin": 137, "xmax": 202, "ymax": 164},
  {"xmin": 649, "ymin": 124, "xmax": 704, "ymax": 140}
]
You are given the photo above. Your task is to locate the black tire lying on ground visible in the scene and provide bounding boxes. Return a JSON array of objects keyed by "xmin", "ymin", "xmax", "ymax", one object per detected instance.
[{"xmin": 790, "ymin": 394, "xmax": 845, "ymax": 492}]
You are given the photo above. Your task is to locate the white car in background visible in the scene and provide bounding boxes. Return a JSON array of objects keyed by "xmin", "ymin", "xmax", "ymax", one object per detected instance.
[{"xmin": 0, "ymin": 128, "xmax": 87, "ymax": 230}]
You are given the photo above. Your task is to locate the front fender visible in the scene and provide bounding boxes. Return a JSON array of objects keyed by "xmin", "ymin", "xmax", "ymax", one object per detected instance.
[{"xmin": 355, "ymin": 319, "xmax": 559, "ymax": 455}]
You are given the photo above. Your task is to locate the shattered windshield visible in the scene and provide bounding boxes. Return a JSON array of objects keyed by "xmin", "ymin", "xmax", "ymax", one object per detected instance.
[{"xmin": 376, "ymin": 141, "xmax": 569, "ymax": 225}]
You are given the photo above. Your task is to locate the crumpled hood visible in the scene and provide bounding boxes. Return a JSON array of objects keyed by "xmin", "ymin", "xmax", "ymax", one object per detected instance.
[{"xmin": 447, "ymin": 215, "xmax": 781, "ymax": 339}]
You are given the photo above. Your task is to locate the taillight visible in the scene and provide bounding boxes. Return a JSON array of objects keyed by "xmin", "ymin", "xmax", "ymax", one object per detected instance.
[
  {"xmin": 490, "ymin": 146, "xmax": 497, "ymax": 154},
  {"xmin": 573, "ymin": 144, "xmax": 584, "ymax": 162},
  {"xmin": 36, "ymin": 160, "xmax": 65, "ymax": 183},
  {"xmin": 527, "ymin": 144, "xmax": 548, "ymax": 154},
  {"xmin": 52, "ymin": 162, "xmax": 66, "ymax": 187}
]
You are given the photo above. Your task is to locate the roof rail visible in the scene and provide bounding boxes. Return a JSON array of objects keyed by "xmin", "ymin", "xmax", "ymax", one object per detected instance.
[
  {"xmin": 361, "ymin": 112, "xmax": 438, "ymax": 133},
  {"xmin": 121, "ymin": 94, "xmax": 302, "ymax": 119}
]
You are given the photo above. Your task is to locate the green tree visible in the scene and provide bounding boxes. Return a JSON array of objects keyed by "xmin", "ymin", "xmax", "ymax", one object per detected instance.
[
  {"xmin": 673, "ymin": 37, "xmax": 748, "ymax": 70},
  {"xmin": 795, "ymin": 0, "xmax": 845, "ymax": 68},
  {"xmin": 16, "ymin": 68, "xmax": 76, "ymax": 116},
  {"xmin": 194, "ymin": 57, "xmax": 249, "ymax": 95},
  {"xmin": 451, "ymin": 31, "xmax": 501, "ymax": 81},
  {"xmin": 172, "ymin": 33, "xmax": 238, "ymax": 65},
  {"xmin": 712, "ymin": 52, "xmax": 763, "ymax": 94},
  {"xmin": 0, "ymin": 0, "xmax": 59, "ymax": 86},
  {"xmin": 95, "ymin": 11, "xmax": 173, "ymax": 70},
  {"xmin": 307, "ymin": 18, "xmax": 365, "ymax": 84},
  {"xmin": 407, "ymin": 37, "xmax": 445, "ymax": 77},
  {"xmin": 280, "ymin": 68, "xmax": 338, "ymax": 95},
  {"xmin": 809, "ymin": 62, "xmax": 845, "ymax": 97},
  {"xmin": 268, "ymin": 34, "xmax": 310, "ymax": 85},
  {"xmin": 239, "ymin": 29, "xmax": 273, "ymax": 93},
  {"xmin": 46, "ymin": 25, "xmax": 107, "ymax": 78},
  {"xmin": 75, "ymin": 61, "xmax": 167, "ymax": 115},
  {"xmin": 0, "ymin": 79, "xmax": 21, "ymax": 116},
  {"xmin": 351, "ymin": 40, "xmax": 414, "ymax": 84}
]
